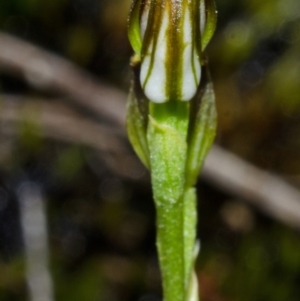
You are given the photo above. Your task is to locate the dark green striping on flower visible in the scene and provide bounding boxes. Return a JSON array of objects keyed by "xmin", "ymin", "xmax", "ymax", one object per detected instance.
[
  {"xmin": 128, "ymin": 0, "xmax": 217, "ymax": 103},
  {"xmin": 164, "ymin": 0, "xmax": 184, "ymax": 101}
]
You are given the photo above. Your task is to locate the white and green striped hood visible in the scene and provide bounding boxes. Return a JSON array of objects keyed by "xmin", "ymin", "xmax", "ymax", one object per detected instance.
[{"xmin": 128, "ymin": 0, "xmax": 217, "ymax": 103}]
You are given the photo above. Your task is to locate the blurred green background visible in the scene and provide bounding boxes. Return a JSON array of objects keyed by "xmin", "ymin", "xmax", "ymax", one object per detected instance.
[{"xmin": 0, "ymin": 0, "xmax": 300, "ymax": 301}]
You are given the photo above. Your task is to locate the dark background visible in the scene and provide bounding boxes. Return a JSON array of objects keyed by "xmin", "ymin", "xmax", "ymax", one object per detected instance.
[{"xmin": 0, "ymin": 0, "xmax": 300, "ymax": 300}]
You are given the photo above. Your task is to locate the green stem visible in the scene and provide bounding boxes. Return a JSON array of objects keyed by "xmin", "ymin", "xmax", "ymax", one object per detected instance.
[{"xmin": 147, "ymin": 101, "xmax": 196, "ymax": 301}]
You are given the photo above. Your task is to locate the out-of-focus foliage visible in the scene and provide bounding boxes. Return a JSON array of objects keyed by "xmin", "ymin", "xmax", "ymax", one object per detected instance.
[
  {"xmin": 211, "ymin": 0, "xmax": 300, "ymax": 174},
  {"xmin": 0, "ymin": 0, "xmax": 300, "ymax": 301}
]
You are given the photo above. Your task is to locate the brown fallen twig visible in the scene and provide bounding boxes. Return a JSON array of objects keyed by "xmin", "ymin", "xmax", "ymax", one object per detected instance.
[
  {"xmin": 0, "ymin": 95, "xmax": 147, "ymax": 181},
  {"xmin": 203, "ymin": 146, "xmax": 300, "ymax": 229},
  {"xmin": 0, "ymin": 32, "xmax": 126, "ymax": 126},
  {"xmin": 0, "ymin": 95, "xmax": 125, "ymax": 153}
]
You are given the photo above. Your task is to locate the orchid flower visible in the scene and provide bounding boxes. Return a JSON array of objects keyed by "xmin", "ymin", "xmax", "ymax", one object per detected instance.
[{"xmin": 127, "ymin": 1, "xmax": 217, "ymax": 301}]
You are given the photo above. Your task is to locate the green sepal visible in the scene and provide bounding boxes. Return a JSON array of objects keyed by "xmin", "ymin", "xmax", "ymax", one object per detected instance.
[
  {"xmin": 202, "ymin": 0, "xmax": 217, "ymax": 51},
  {"xmin": 185, "ymin": 65, "xmax": 217, "ymax": 188},
  {"xmin": 126, "ymin": 64, "xmax": 150, "ymax": 168},
  {"xmin": 128, "ymin": 0, "xmax": 142, "ymax": 56}
]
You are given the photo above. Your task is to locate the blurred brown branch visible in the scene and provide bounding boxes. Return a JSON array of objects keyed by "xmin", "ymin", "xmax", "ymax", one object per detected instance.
[
  {"xmin": 1, "ymin": 32, "xmax": 300, "ymax": 229},
  {"xmin": 0, "ymin": 32, "xmax": 126, "ymax": 126},
  {"xmin": 0, "ymin": 95, "xmax": 124, "ymax": 153},
  {"xmin": 0, "ymin": 95, "xmax": 146, "ymax": 181},
  {"xmin": 203, "ymin": 147, "xmax": 300, "ymax": 229}
]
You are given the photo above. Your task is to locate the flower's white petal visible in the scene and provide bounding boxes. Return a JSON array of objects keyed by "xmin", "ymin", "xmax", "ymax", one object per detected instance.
[
  {"xmin": 140, "ymin": 2, "xmax": 202, "ymax": 102},
  {"xmin": 140, "ymin": 8, "xmax": 169, "ymax": 103}
]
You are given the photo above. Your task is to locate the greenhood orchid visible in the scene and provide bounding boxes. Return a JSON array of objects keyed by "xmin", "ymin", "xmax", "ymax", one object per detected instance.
[
  {"xmin": 129, "ymin": 0, "xmax": 217, "ymax": 102},
  {"xmin": 127, "ymin": 1, "xmax": 217, "ymax": 301}
]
